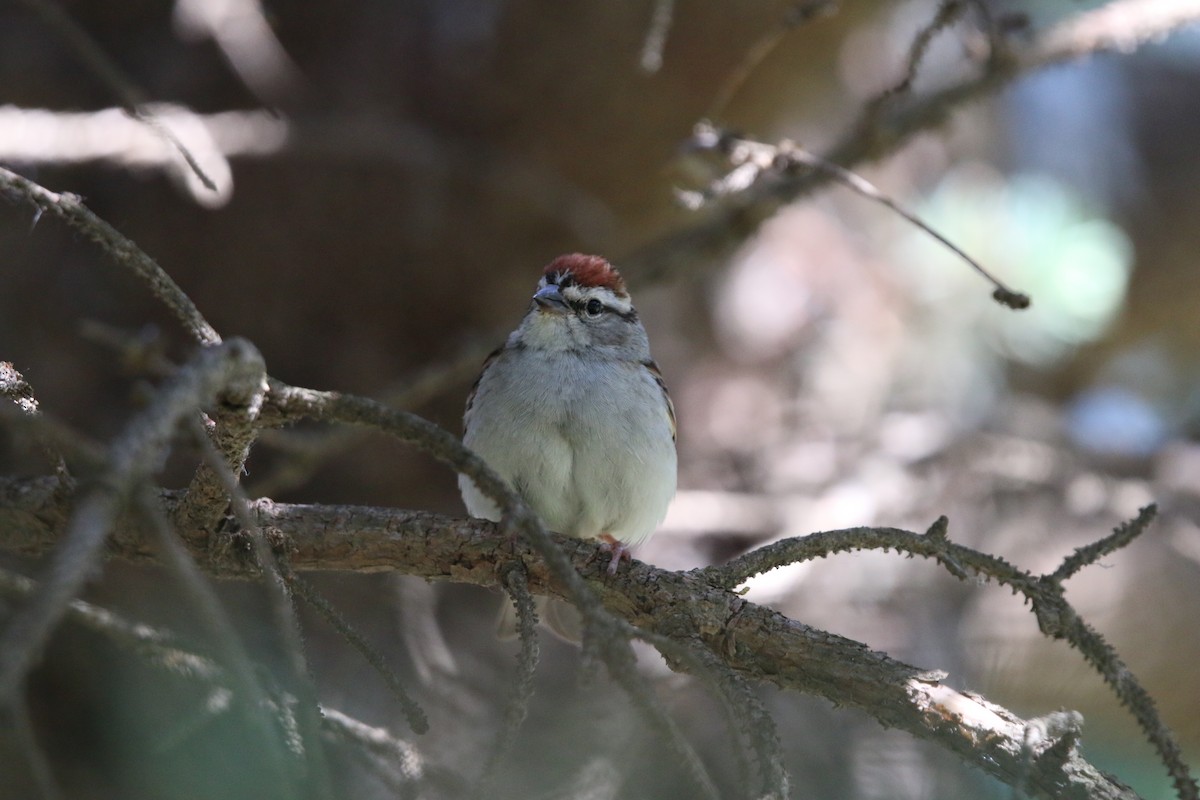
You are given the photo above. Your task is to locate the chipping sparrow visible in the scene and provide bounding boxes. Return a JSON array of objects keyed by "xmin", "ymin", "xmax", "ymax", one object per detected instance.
[{"xmin": 459, "ymin": 254, "xmax": 677, "ymax": 637}]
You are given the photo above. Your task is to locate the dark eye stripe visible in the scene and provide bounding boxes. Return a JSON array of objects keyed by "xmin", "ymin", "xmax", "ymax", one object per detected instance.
[{"xmin": 569, "ymin": 299, "xmax": 639, "ymax": 322}]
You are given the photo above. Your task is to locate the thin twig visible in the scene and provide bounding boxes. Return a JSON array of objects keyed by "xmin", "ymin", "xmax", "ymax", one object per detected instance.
[
  {"xmin": 320, "ymin": 706, "xmax": 434, "ymax": 798},
  {"xmin": 588, "ymin": 623, "xmax": 722, "ymax": 800},
  {"xmin": 683, "ymin": 126, "xmax": 1031, "ymax": 309},
  {"xmin": 174, "ymin": 358, "xmax": 268, "ymax": 533},
  {"xmin": 788, "ymin": 144, "xmax": 1030, "ymax": 309},
  {"xmin": 254, "ymin": 338, "xmax": 493, "ymax": 496},
  {"xmin": 1, "ymin": 564, "xmax": 401, "ymax": 799},
  {"xmin": 861, "ymin": 0, "xmax": 969, "ymax": 120},
  {"xmin": 474, "ymin": 565, "xmax": 541, "ymax": 794},
  {"xmin": 1051, "ymin": 503, "xmax": 1157, "ymax": 582},
  {"xmin": 629, "ymin": 0, "xmax": 1200, "ymax": 294},
  {"xmin": 0, "ymin": 566, "xmax": 221, "ymax": 682},
  {"xmin": 687, "ymin": 643, "xmax": 787, "ymax": 799},
  {"xmin": 134, "ymin": 485, "xmax": 300, "ymax": 794},
  {"xmin": 626, "ymin": 623, "xmax": 782, "ymax": 798},
  {"xmin": 0, "ymin": 167, "xmax": 222, "ymax": 345},
  {"xmin": 282, "ymin": 567, "xmax": 429, "ymax": 735}
]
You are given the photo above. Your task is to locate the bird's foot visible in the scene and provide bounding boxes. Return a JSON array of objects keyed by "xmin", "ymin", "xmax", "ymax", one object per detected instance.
[{"xmin": 598, "ymin": 534, "xmax": 631, "ymax": 575}]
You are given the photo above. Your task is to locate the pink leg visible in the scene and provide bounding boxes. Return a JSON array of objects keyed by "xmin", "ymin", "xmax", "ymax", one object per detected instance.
[{"xmin": 599, "ymin": 534, "xmax": 632, "ymax": 575}]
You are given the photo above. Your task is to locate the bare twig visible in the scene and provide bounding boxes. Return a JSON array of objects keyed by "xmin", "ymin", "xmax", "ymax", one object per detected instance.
[
  {"xmin": 583, "ymin": 624, "xmax": 721, "ymax": 800},
  {"xmin": 134, "ymin": 484, "xmax": 302, "ymax": 794},
  {"xmin": 682, "ymin": 125, "xmax": 1031, "ymax": 309},
  {"xmin": 320, "ymin": 706, "xmax": 435, "ymax": 797},
  {"xmin": 0, "ymin": 167, "xmax": 222, "ymax": 345},
  {"xmin": 701, "ymin": 508, "xmax": 1195, "ymax": 800},
  {"xmin": 174, "ymin": 363, "xmax": 268, "ymax": 533},
  {"xmin": 1051, "ymin": 503, "xmax": 1157, "ymax": 581},
  {"xmin": 1030, "ymin": 0, "xmax": 1200, "ymax": 66},
  {"xmin": 0, "ymin": 565, "xmax": 221, "ymax": 681},
  {"xmin": 861, "ymin": 0, "xmax": 969, "ymax": 120},
  {"xmin": 173, "ymin": 0, "xmax": 305, "ymax": 104},
  {"xmin": 136, "ymin": 484, "xmax": 314, "ymax": 796},
  {"xmin": 1034, "ymin": 511, "xmax": 1195, "ymax": 800},
  {"xmin": 629, "ymin": 623, "xmax": 785, "ymax": 799},
  {"xmin": 0, "ymin": 564, "xmax": 401, "ymax": 799}
]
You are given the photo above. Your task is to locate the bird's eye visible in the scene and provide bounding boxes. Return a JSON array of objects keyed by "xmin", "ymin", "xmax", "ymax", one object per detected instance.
[{"xmin": 584, "ymin": 299, "xmax": 604, "ymax": 316}]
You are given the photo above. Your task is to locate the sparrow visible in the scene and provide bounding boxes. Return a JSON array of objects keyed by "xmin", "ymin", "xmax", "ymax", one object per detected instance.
[{"xmin": 459, "ymin": 253, "xmax": 677, "ymax": 639}]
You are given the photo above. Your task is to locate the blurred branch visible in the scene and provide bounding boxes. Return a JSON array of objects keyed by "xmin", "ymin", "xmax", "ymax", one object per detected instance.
[
  {"xmin": 0, "ymin": 565, "xmax": 425, "ymax": 798},
  {"xmin": 627, "ymin": 0, "xmax": 1200, "ymax": 283},
  {"xmin": 319, "ymin": 707, "xmax": 434, "ymax": 796},
  {"xmin": 706, "ymin": 0, "xmax": 839, "ymax": 120},
  {"xmin": 173, "ymin": 365, "xmax": 268, "ymax": 533},
  {"xmin": 16, "ymin": 0, "xmax": 220, "ymax": 194},
  {"xmin": 185, "ymin": 417, "xmax": 333, "ymax": 797},
  {"xmin": 1030, "ymin": 0, "xmax": 1200, "ymax": 65},
  {"xmin": 282, "ymin": 566, "xmax": 430, "ymax": 736},
  {"xmin": 0, "ymin": 475, "xmax": 1147, "ymax": 800},
  {"xmin": 638, "ymin": 0, "xmax": 676, "ymax": 73},
  {"xmin": 0, "ymin": 105, "xmax": 616, "ymax": 237},
  {"xmin": 0, "ymin": 340, "xmax": 262, "ymax": 701},
  {"xmin": 172, "ymin": 0, "xmax": 305, "ymax": 105},
  {"xmin": 860, "ymin": 0, "xmax": 970, "ymax": 121}
]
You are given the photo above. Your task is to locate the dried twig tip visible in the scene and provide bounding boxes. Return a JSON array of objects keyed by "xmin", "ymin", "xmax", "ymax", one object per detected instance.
[{"xmin": 992, "ymin": 287, "xmax": 1031, "ymax": 310}]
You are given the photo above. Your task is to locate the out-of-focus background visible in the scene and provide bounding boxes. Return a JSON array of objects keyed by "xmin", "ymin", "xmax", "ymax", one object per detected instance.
[{"xmin": 2, "ymin": 1, "xmax": 1199, "ymax": 798}]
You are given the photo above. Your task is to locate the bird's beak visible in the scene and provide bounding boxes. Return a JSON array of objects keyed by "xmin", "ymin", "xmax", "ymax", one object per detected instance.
[{"xmin": 533, "ymin": 284, "xmax": 569, "ymax": 313}]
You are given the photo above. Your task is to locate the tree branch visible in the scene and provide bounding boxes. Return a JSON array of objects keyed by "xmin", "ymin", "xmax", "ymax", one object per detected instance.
[{"xmin": 0, "ymin": 476, "xmax": 1143, "ymax": 800}]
